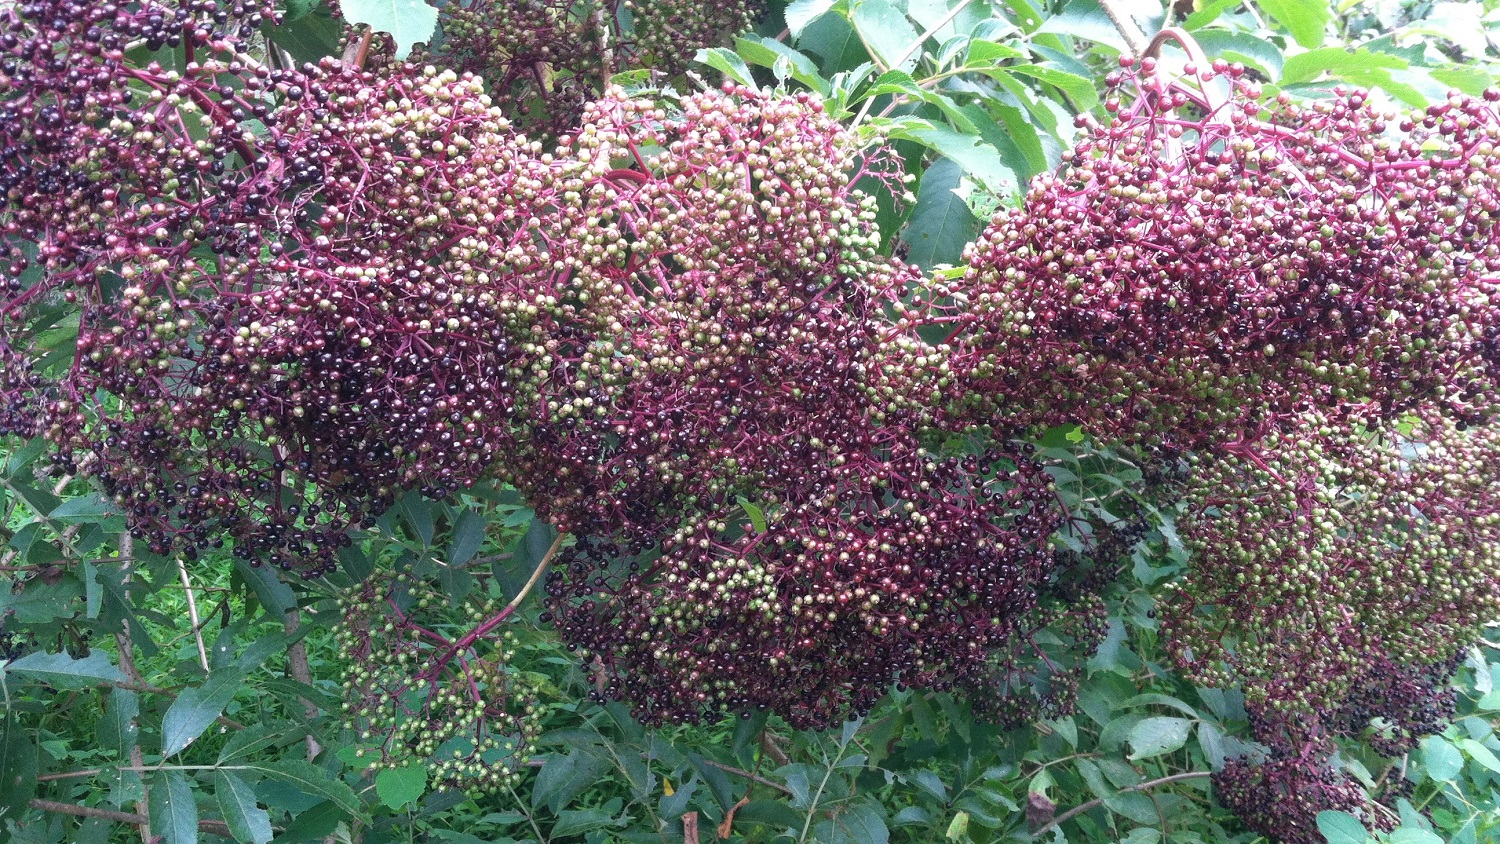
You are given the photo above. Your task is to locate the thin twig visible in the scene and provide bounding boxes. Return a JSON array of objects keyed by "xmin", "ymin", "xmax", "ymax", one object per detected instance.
[
  {"xmin": 892, "ymin": 0, "xmax": 978, "ymax": 70},
  {"xmin": 283, "ymin": 608, "xmax": 323, "ymax": 761},
  {"xmin": 37, "ymin": 768, "xmax": 103, "ymax": 782},
  {"xmin": 351, "ymin": 26, "xmax": 374, "ymax": 70},
  {"xmin": 29, "ymin": 799, "xmax": 146, "ymax": 825},
  {"xmin": 505, "ymin": 532, "xmax": 566, "ymax": 614},
  {"xmin": 28, "ymin": 798, "xmax": 238, "ymax": 837},
  {"xmin": 1032, "ymin": 771, "xmax": 1212, "ymax": 836},
  {"xmin": 177, "ymin": 557, "xmax": 211, "ymax": 673},
  {"xmin": 760, "ymin": 730, "xmax": 791, "ymax": 767},
  {"xmin": 1097, "ymin": 0, "xmax": 1150, "ymax": 54},
  {"xmin": 700, "ymin": 759, "xmax": 795, "ymax": 796},
  {"xmin": 113, "ymin": 533, "xmax": 151, "ymax": 844}
]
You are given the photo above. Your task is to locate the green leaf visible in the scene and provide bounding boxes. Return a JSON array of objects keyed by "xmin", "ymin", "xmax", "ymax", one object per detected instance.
[
  {"xmin": 1389, "ymin": 830, "xmax": 1444, "ymax": 844},
  {"xmin": 231, "ymin": 558, "xmax": 295, "ymax": 616},
  {"xmin": 1257, "ymin": 0, "xmax": 1330, "ymax": 49},
  {"xmin": 1421, "ymin": 736, "xmax": 1463, "ymax": 782},
  {"xmin": 48, "ymin": 493, "xmax": 117, "ymax": 522},
  {"xmin": 833, "ymin": 801, "xmax": 889, "ymax": 843},
  {"xmin": 532, "ymin": 749, "xmax": 610, "ymax": 813},
  {"xmin": 8, "ymin": 480, "xmax": 60, "ymax": 515},
  {"xmin": 1431, "ymin": 66, "xmax": 1495, "ymax": 96},
  {"xmin": 1006, "ymin": 65, "xmax": 1099, "ymax": 109},
  {"xmin": 0, "ymin": 712, "xmax": 39, "ymax": 821},
  {"xmin": 552, "ymin": 808, "xmax": 619, "ymax": 838},
  {"xmin": 881, "ymin": 120, "xmax": 1018, "ymax": 198},
  {"xmin": 268, "ymin": 5, "xmax": 344, "ymax": 63},
  {"xmin": 271, "ymin": 800, "xmax": 342, "ymax": 842},
  {"xmin": 214, "ymin": 771, "xmax": 273, "ymax": 844},
  {"xmin": 162, "ymin": 668, "xmax": 246, "ymax": 757},
  {"xmin": 234, "ymin": 761, "xmax": 359, "ymax": 816},
  {"xmin": 0, "ymin": 575, "xmax": 81, "ymax": 624},
  {"xmin": 945, "ymin": 810, "xmax": 969, "ymax": 840},
  {"xmin": 217, "ymin": 724, "xmax": 298, "ymax": 765},
  {"xmin": 1126, "ymin": 716, "xmax": 1193, "ymax": 760},
  {"xmin": 448, "ymin": 509, "xmax": 487, "ymax": 567},
  {"xmin": 695, "ymin": 47, "xmax": 756, "ymax": 86},
  {"xmin": 737, "ymin": 496, "xmax": 768, "ymax": 533},
  {"xmin": 1194, "ymin": 30, "xmax": 1285, "ymax": 78},
  {"xmin": 282, "ymin": 0, "xmax": 318, "ymax": 20},
  {"xmin": 151, "ymin": 770, "xmax": 200, "ymax": 844},
  {"xmin": 1035, "ymin": 0, "xmax": 1138, "ymax": 52},
  {"xmin": 396, "ymin": 493, "xmax": 435, "ymax": 548},
  {"xmin": 1316, "ymin": 810, "xmax": 1372, "ymax": 844},
  {"xmin": 785, "ymin": 0, "xmax": 839, "ymax": 38},
  {"xmin": 901, "ymin": 159, "xmax": 979, "ymax": 270},
  {"xmin": 103, "ymin": 688, "xmax": 141, "ymax": 756},
  {"xmin": 338, "ymin": 0, "xmax": 437, "ymax": 58},
  {"xmin": 1184, "ymin": 0, "xmax": 1243, "ymax": 30},
  {"xmin": 851, "ymin": 0, "xmax": 920, "ymax": 72},
  {"xmin": 966, "ymin": 39, "xmax": 1025, "ymax": 64},
  {"xmin": 5, "ymin": 649, "xmax": 126, "ymax": 688},
  {"xmin": 1279, "ymin": 48, "xmax": 1407, "ymax": 86},
  {"xmin": 375, "ymin": 766, "xmax": 428, "ymax": 810},
  {"xmin": 1458, "ymin": 738, "xmax": 1500, "ymax": 774},
  {"xmin": 734, "ymin": 36, "xmax": 829, "ymax": 94}
]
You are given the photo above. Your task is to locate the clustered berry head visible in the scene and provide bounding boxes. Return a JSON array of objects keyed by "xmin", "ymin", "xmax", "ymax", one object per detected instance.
[
  {"xmin": 1212, "ymin": 751, "xmax": 1393, "ymax": 844},
  {"xmin": 942, "ymin": 59, "xmax": 1500, "ymax": 449},
  {"xmin": 337, "ymin": 571, "xmax": 543, "ymax": 791},
  {"xmin": 377, "ymin": 0, "xmax": 763, "ymax": 136},
  {"xmin": 1162, "ymin": 411, "xmax": 1500, "ymax": 723},
  {"xmin": 1160, "ymin": 410, "xmax": 1500, "ymax": 841}
]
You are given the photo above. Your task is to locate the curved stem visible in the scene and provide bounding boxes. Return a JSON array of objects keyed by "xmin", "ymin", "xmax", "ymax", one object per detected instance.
[
  {"xmin": 1032, "ymin": 770, "xmax": 1212, "ymax": 836},
  {"xmin": 1143, "ymin": 27, "xmax": 1229, "ymax": 118}
]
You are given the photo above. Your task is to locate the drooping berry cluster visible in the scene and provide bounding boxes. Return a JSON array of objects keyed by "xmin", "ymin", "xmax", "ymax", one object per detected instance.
[
  {"xmin": 546, "ymin": 442, "xmax": 1066, "ymax": 727},
  {"xmin": 0, "ymin": 0, "xmax": 356, "ymax": 567},
  {"xmin": 1212, "ymin": 751, "xmax": 1393, "ymax": 844},
  {"xmin": 389, "ymin": 0, "xmax": 764, "ymax": 135},
  {"xmin": 1164, "ymin": 413, "xmax": 1500, "ymax": 720},
  {"xmin": 1160, "ymin": 411, "xmax": 1500, "ymax": 840},
  {"xmin": 336, "ymin": 571, "xmax": 543, "ymax": 791},
  {"xmin": 930, "ymin": 54, "xmax": 1500, "ymax": 840},
  {"xmin": 446, "ymin": 85, "xmax": 1071, "ymax": 727},
  {"xmin": 944, "ymin": 58, "xmax": 1500, "ymax": 449}
]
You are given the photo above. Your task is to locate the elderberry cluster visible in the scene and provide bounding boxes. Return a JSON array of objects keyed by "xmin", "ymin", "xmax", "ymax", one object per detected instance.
[
  {"xmin": 379, "ymin": 0, "xmax": 763, "ymax": 136},
  {"xmin": 465, "ymin": 85, "xmax": 1073, "ymax": 727},
  {"xmin": 944, "ymin": 58, "xmax": 1500, "ymax": 449},
  {"xmin": 1158, "ymin": 411, "xmax": 1500, "ymax": 841},
  {"xmin": 337, "ymin": 571, "xmax": 543, "ymax": 791}
]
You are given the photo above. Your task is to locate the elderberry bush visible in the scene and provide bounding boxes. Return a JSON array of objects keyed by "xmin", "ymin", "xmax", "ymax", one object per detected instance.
[{"xmin": 3, "ymin": 2, "xmax": 1500, "ymax": 842}]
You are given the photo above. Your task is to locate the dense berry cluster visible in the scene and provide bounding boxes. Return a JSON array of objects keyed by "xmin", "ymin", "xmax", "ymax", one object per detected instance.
[
  {"xmin": 389, "ymin": 0, "xmax": 762, "ymax": 135},
  {"xmin": 944, "ymin": 58, "xmax": 1500, "ymax": 448},
  {"xmin": 337, "ymin": 572, "xmax": 542, "ymax": 790},
  {"xmin": 6, "ymin": 5, "xmax": 1500, "ymax": 835},
  {"xmin": 971, "ymin": 519, "xmax": 1145, "ymax": 728},
  {"xmin": 1161, "ymin": 411, "xmax": 1500, "ymax": 839},
  {"xmin": 547, "ymin": 443, "xmax": 1065, "ymax": 727},
  {"xmin": 1163, "ymin": 412, "xmax": 1500, "ymax": 722},
  {"xmin": 457, "ymin": 85, "xmax": 1072, "ymax": 726},
  {"xmin": 0, "ymin": 0, "xmax": 349, "ymax": 566},
  {"xmin": 0, "ymin": 11, "xmax": 1085, "ymax": 733},
  {"xmin": 0, "ymin": 0, "xmax": 552, "ymax": 572},
  {"xmin": 1212, "ymin": 752, "xmax": 1392, "ymax": 844}
]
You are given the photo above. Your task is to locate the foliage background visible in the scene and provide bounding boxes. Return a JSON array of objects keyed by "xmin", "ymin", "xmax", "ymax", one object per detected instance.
[{"xmin": 3, "ymin": 1, "xmax": 1500, "ymax": 843}]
